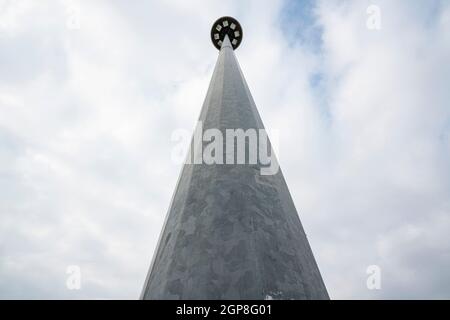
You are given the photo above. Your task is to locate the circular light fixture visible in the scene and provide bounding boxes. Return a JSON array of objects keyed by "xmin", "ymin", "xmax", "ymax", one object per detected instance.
[{"xmin": 210, "ymin": 16, "xmax": 243, "ymax": 50}]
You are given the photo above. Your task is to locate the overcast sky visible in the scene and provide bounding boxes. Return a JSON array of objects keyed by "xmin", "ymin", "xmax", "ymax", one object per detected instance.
[{"xmin": 0, "ymin": 0, "xmax": 449, "ymax": 299}]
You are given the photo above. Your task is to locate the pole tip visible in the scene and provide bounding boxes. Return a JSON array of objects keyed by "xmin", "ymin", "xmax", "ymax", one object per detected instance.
[{"xmin": 211, "ymin": 16, "xmax": 243, "ymax": 50}]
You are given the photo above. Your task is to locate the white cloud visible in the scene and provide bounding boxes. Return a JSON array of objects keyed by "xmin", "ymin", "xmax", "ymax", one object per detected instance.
[{"xmin": 0, "ymin": 0, "xmax": 449, "ymax": 299}]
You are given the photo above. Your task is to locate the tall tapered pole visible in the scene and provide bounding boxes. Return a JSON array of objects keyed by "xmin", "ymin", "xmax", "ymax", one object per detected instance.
[{"xmin": 141, "ymin": 16, "xmax": 329, "ymax": 300}]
